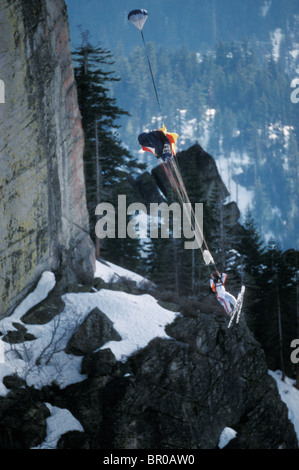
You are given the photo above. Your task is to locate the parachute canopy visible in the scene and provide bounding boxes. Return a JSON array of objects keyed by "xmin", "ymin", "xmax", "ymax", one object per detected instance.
[{"xmin": 128, "ymin": 9, "xmax": 148, "ymax": 31}]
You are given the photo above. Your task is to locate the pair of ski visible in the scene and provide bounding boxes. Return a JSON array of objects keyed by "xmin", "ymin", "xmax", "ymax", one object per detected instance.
[{"xmin": 227, "ymin": 286, "xmax": 245, "ymax": 329}]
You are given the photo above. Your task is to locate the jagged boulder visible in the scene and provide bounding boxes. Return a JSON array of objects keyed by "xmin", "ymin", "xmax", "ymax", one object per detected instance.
[
  {"xmin": 152, "ymin": 143, "xmax": 229, "ymax": 202},
  {"xmin": 66, "ymin": 307, "xmax": 122, "ymax": 356},
  {"xmin": 133, "ymin": 143, "xmax": 246, "ymax": 244},
  {"xmin": 57, "ymin": 430, "xmax": 90, "ymax": 449},
  {"xmin": 81, "ymin": 348, "xmax": 118, "ymax": 377},
  {"xmin": 134, "ymin": 171, "xmax": 165, "ymax": 210},
  {"xmin": 0, "ymin": 387, "xmax": 50, "ymax": 449},
  {"xmin": 1, "ymin": 322, "xmax": 36, "ymax": 344}
]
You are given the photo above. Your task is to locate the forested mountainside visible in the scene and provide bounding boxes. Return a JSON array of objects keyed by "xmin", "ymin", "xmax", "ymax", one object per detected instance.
[
  {"xmin": 110, "ymin": 41, "xmax": 298, "ymax": 251},
  {"xmin": 66, "ymin": 0, "xmax": 299, "ymax": 250}
]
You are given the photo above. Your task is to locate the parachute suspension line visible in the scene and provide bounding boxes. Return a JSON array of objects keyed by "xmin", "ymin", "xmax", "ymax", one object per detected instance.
[
  {"xmin": 128, "ymin": 9, "xmax": 218, "ymax": 274},
  {"xmin": 172, "ymin": 159, "xmax": 215, "ymax": 262},
  {"xmin": 128, "ymin": 9, "xmax": 162, "ymax": 120},
  {"xmin": 161, "ymin": 161, "xmax": 186, "ymax": 207},
  {"xmin": 140, "ymin": 30, "xmax": 162, "ymax": 118},
  {"xmin": 160, "ymin": 160, "xmax": 209, "ymax": 269},
  {"xmin": 160, "ymin": 162, "xmax": 186, "ymax": 215},
  {"xmin": 169, "ymin": 158, "xmax": 219, "ymax": 273}
]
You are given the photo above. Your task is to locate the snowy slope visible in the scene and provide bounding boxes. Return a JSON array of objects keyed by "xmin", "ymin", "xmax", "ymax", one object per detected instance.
[
  {"xmin": 0, "ymin": 260, "xmax": 179, "ymax": 448},
  {"xmin": 94, "ymin": 259, "xmax": 148, "ymax": 284},
  {"xmin": 0, "ymin": 260, "xmax": 178, "ymax": 392}
]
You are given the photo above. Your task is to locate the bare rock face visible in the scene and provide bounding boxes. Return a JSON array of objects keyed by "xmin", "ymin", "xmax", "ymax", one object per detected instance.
[
  {"xmin": 66, "ymin": 307, "xmax": 122, "ymax": 356},
  {"xmin": 54, "ymin": 310, "xmax": 298, "ymax": 450},
  {"xmin": 0, "ymin": 294, "xmax": 297, "ymax": 449},
  {"xmin": 0, "ymin": 0, "xmax": 95, "ymax": 317},
  {"xmin": 152, "ymin": 143, "xmax": 229, "ymax": 202},
  {"xmin": 0, "ymin": 385, "xmax": 50, "ymax": 449}
]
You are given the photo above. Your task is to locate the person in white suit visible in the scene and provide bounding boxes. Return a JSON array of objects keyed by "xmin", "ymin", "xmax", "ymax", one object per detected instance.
[{"xmin": 210, "ymin": 271, "xmax": 237, "ymax": 316}]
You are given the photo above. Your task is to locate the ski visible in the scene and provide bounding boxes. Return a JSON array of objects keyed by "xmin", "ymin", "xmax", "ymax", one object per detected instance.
[
  {"xmin": 227, "ymin": 305, "xmax": 238, "ymax": 328},
  {"xmin": 227, "ymin": 286, "xmax": 245, "ymax": 328},
  {"xmin": 236, "ymin": 286, "xmax": 245, "ymax": 323}
]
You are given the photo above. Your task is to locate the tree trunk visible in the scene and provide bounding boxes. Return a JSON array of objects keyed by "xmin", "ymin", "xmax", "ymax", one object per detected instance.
[
  {"xmin": 277, "ymin": 287, "xmax": 285, "ymax": 382},
  {"xmin": 296, "ymin": 365, "xmax": 299, "ymax": 390},
  {"xmin": 95, "ymin": 117, "xmax": 101, "ymax": 260}
]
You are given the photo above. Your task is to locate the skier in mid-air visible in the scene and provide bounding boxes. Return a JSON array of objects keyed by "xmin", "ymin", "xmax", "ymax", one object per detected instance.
[{"xmin": 210, "ymin": 271, "xmax": 237, "ymax": 316}]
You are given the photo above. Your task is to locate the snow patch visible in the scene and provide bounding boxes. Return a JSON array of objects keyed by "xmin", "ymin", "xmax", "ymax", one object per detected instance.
[
  {"xmin": 218, "ymin": 427, "xmax": 237, "ymax": 449},
  {"xmin": 95, "ymin": 259, "xmax": 147, "ymax": 285},
  {"xmin": 271, "ymin": 28, "xmax": 283, "ymax": 62},
  {"xmin": 290, "ymin": 46, "xmax": 299, "ymax": 61},
  {"xmin": 215, "ymin": 151, "xmax": 254, "ymax": 216},
  {"xmin": 268, "ymin": 370, "xmax": 299, "ymax": 444},
  {"xmin": 206, "ymin": 108, "xmax": 216, "ymax": 120},
  {"xmin": 32, "ymin": 403, "xmax": 84, "ymax": 449},
  {"xmin": 0, "ymin": 261, "xmax": 178, "ymax": 394}
]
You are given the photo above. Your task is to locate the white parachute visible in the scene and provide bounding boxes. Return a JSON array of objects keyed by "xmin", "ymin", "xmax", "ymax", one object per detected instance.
[{"xmin": 128, "ymin": 9, "xmax": 148, "ymax": 31}]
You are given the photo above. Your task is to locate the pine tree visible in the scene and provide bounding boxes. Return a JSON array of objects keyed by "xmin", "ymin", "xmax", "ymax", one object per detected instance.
[
  {"xmin": 237, "ymin": 208, "xmax": 266, "ymax": 333},
  {"xmin": 240, "ymin": 209, "xmax": 265, "ymax": 275},
  {"xmin": 235, "ymin": 210, "xmax": 298, "ymax": 380},
  {"xmin": 73, "ymin": 32, "xmax": 145, "ymax": 265},
  {"xmin": 257, "ymin": 243, "xmax": 298, "ymax": 379}
]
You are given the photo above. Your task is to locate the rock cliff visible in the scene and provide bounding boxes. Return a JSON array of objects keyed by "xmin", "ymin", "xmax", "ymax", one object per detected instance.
[
  {"xmin": 135, "ymin": 143, "xmax": 246, "ymax": 246},
  {"xmin": 0, "ymin": 276, "xmax": 297, "ymax": 449},
  {"xmin": 50, "ymin": 297, "xmax": 296, "ymax": 450},
  {"xmin": 0, "ymin": 0, "xmax": 95, "ymax": 317}
]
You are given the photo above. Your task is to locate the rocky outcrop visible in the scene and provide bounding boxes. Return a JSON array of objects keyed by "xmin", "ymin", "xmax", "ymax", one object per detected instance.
[
  {"xmin": 133, "ymin": 143, "xmax": 245, "ymax": 243},
  {"xmin": 0, "ymin": 276, "xmax": 297, "ymax": 449},
  {"xmin": 65, "ymin": 307, "xmax": 122, "ymax": 356},
  {"xmin": 0, "ymin": 384, "xmax": 50, "ymax": 449},
  {"xmin": 152, "ymin": 143, "xmax": 229, "ymax": 202},
  {"xmin": 0, "ymin": 0, "xmax": 95, "ymax": 317},
  {"xmin": 134, "ymin": 171, "xmax": 165, "ymax": 210},
  {"xmin": 55, "ymin": 310, "xmax": 296, "ymax": 450}
]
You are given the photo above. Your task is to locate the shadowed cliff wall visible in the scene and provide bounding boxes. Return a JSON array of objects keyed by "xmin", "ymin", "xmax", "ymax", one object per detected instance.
[{"xmin": 0, "ymin": 0, "xmax": 95, "ymax": 317}]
